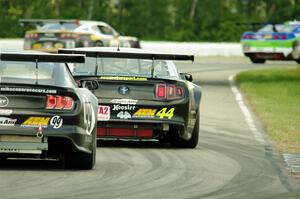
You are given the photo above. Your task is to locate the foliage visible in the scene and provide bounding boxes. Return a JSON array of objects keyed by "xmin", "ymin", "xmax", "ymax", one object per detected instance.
[{"xmin": 1, "ymin": 0, "xmax": 300, "ymax": 41}]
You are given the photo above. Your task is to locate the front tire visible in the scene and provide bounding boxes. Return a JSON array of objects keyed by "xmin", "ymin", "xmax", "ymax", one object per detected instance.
[
  {"xmin": 95, "ymin": 41, "xmax": 104, "ymax": 47},
  {"xmin": 250, "ymin": 57, "xmax": 266, "ymax": 64}
]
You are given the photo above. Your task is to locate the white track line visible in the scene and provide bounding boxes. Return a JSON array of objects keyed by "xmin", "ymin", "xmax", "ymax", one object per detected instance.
[{"xmin": 228, "ymin": 75, "xmax": 266, "ymax": 145}]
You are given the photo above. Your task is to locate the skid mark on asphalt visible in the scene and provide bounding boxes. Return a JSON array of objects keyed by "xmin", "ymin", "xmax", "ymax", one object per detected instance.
[{"xmin": 228, "ymin": 75, "xmax": 266, "ymax": 145}]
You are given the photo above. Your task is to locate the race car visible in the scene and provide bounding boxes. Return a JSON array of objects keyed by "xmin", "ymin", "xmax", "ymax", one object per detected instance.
[
  {"xmin": 0, "ymin": 52, "xmax": 98, "ymax": 169},
  {"xmin": 240, "ymin": 21, "xmax": 300, "ymax": 64},
  {"xmin": 19, "ymin": 19, "xmax": 141, "ymax": 53},
  {"xmin": 59, "ymin": 47, "xmax": 202, "ymax": 148}
]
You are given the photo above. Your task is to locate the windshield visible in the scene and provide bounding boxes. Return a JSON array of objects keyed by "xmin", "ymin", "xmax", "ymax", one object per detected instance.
[
  {"xmin": 39, "ymin": 23, "xmax": 78, "ymax": 31},
  {"xmin": 73, "ymin": 57, "xmax": 179, "ymax": 78},
  {"xmin": 0, "ymin": 61, "xmax": 75, "ymax": 87}
]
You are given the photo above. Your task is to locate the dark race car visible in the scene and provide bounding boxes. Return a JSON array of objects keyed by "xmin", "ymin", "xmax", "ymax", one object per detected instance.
[
  {"xmin": 19, "ymin": 19, "xmax": 141, "ymax": 53},
  {"xmin": 59, "ymin": 47, "xmax": 202, "ymax": 148},
  {"xmin": 0, "ymin": 52, "xmax": 98, "ymax": 169}
]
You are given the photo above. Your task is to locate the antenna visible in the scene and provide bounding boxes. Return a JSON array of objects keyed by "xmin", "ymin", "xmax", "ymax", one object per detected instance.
[
  {"xmin": 117, "ymin": 42, "xmax": 120, "ymax": 51},
  {"xmin": 151, "ymin": 56, "xmax": 155, "ymax": 78},
  {"xmin": 35, "ymin": 58, "xmax": 39, "ymax": 85},
  {"xmin": 94, "ymin": 55, "xmax": 98, "ymax": 75}
]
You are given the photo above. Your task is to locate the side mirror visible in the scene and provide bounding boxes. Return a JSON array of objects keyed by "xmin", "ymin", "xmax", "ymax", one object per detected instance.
[
  {"xmin": 180, "ymin": 73, "xmax": 193, "ymax": 82},
  {"xmin": 81, "ymin": 80, "xmax": 99, "ymax": 90}
]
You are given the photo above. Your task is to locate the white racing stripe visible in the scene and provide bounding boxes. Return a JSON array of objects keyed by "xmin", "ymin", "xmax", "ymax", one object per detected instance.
[{"xmin": 228, "ymin": 75, "xmax": 266, "ymax": 145}]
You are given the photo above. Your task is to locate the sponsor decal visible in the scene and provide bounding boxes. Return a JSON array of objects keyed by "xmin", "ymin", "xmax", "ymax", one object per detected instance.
[
  {"xmin": 0, "ymin": 109, "xmax": 13, "ymax": 115},
  {"xmin": 50, "ymin": 116, "xmax": 63, "ymax": 129},
  {"xmin": 0, "ymin": 96, "xmax": 9, "ymax": 107},
  {"xmin": 133, "ymin": 109, "xmax": 157, "ymax": 118},
  {"xmin": 21, "ymin": 116, "xmax": 63, "ymax": 128},
  {"xmin": 112, "ymin": 104, "xmax": 136, "ymax": 111},
  {"xmin": 98, "ymin": 105, "xmax": 110, "ymax": 121},
  {"xmin": 0, "ymin": 117, "xmax": 17, "ymax": 126},
  {"xmin": 156, "ymin": 108, "xmax": 175, "ymax": 119},
  {"xmin": 83, "ymin": 95, "xmax": 96, "ymax": 135},
  {"xmin": 0, "ymin": 87, "xmax": 56, "ymax": 94},
  {"xmin": 110, "ymin": 99, "xmax": 138, "ymax": 105},
  {"xmin": 133, "ymin": 107, "xmax": 176, "ymax": 119},
  {"xmin": 22, "ymin": 117, "xmax": 51, "ymax": 127},
  {"xmin": 99, "ymin": 76, "xmax": 147, "ymax": 81},
  {"xmin": 117, "ymin": 111, "xmax": 131, "ymax": 119}
]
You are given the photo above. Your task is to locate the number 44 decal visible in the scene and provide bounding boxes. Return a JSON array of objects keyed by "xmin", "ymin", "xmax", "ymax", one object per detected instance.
[{"xmin": 156, "ymin": 108, "xmax": 175, "ymax": 119}]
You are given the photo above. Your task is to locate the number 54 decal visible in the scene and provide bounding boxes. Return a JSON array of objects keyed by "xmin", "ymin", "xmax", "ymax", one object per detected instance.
[{"xmin": 156, "ymin": 108, "xmax": 175, "ymax": 119}]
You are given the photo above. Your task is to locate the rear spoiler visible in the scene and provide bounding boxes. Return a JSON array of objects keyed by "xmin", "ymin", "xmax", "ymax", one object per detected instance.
[
  {"xmin": 58, "ymin": 49, "xmax": 194, "ymax": 62},
  {"xmin": 236, "ymin": 22, "xmax": 279, "ymax": 31},
  {"xmin": 19, "ymin": 19, "xmax": 79, "ymax": 26},
  {"xmin": 0, "ymin": 52, "xmax": 85, "ymax": 63}
]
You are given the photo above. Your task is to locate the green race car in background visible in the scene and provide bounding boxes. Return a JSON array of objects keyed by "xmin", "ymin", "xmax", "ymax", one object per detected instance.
[{"xmin": 240, "ymin": 21, "xmax": 300, "ymax": 64}]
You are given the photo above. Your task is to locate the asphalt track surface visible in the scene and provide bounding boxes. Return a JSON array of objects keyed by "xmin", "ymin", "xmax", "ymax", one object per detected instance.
[{"xmin": 0, "ymin": 56, "xmax": 300, "ymax": 199}]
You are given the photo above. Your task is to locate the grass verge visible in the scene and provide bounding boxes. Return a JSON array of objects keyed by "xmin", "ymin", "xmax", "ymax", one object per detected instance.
[{"xmin": 236, "ymin": 67, "xmax": 300, "ymax": 153}]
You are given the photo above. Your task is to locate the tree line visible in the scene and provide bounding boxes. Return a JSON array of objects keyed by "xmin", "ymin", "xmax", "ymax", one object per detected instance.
[{"xmin": 1, "ymin": 0, "xmax": 300, "ymax": 41}]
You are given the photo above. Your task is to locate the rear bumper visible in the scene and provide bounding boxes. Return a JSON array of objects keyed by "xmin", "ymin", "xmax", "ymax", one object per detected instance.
[
  {"xmin": 242, "ymin": 45, "xmax": 293, "ymax": 59},
  {"xmin": 0, "ymin": 125, "xmax": 93, "ymax": 155},
  {"xmin": 97, "ymin": 119, "xmax": 185, "ymax": 139}
]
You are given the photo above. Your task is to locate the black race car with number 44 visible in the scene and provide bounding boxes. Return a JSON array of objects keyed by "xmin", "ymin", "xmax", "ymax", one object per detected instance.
[
  {"xmin": 59, "ymin": 47, "xmax": 202, "ymax": 148},
  {"xmin": 0, "ymin": 52, "xmax": 98, "ymax": 169}
]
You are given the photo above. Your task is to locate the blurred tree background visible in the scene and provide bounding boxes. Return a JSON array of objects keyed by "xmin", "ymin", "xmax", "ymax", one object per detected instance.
[{"xmin": 0, "ymin": 0, "xmax": 300, "ymax": 41}]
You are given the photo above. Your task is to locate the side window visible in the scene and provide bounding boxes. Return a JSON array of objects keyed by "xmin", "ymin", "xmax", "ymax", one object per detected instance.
[
  {"xmin": 92, "ymin": 26, "xmax": 101, "ymax": 34},
  {"xmin": 98, "ymin": 25, "xmax": 114, "ymax": 35}
]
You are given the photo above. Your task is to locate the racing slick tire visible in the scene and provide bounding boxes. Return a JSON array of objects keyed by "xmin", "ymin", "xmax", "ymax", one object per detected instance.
[
  {"xmin": 292, "ymin": 41, "xmax": 300, "ymax": 60},
  {"xmin": 170, "ymin": 114, "xmax": 199, "ymax": 148},
  {"xmin": 64, "ymin": 129, "xmax": 96, "ymax": 170},
  {"xmin": 249, "ymin": 57, "xmax": 266, "ymax": 64}
]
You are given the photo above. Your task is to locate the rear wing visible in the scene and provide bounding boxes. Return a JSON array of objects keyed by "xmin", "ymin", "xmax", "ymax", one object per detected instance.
[
  {"xmin": 58, "ymin": 49, "xmax": 194, "ymax": 62},
  {"xmin": 236, "ymin": 22, "xmax": 278, "ymax": 32},
  {"xmin": 0, "ymin": 52, "xmax": 85, "ymax": 63},
  {"xmin": 19, "ymin": 19, "xmax": 79, "ymax": 26}
]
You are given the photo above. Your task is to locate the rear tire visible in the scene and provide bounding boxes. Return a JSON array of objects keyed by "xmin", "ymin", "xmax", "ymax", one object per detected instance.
[
  {"xmin": 64, "ymin": 128, "xmax": 96, "ymax": 170},
  {"xmin": 170, "ymin": 115, "xmax": 199, "ymax": 148},
  {"xmin": 250, "ymin": 57, "xmax": 266, "ymax": 64}
]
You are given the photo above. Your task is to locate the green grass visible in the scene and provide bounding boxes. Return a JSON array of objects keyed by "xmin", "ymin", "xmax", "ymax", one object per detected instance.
[{"xmin": 236, "ymin": 67, "xmax": 300, "ymax": 153}]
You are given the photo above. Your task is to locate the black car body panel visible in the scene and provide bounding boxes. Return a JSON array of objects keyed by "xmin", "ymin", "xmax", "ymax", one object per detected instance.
[
  {"xmin": 0, "ymin": 52, "xmax": 98, "ymax": 168},
  {"xmin": 59, "ymin": 47, "xmax": 201, "ymax": 146}
]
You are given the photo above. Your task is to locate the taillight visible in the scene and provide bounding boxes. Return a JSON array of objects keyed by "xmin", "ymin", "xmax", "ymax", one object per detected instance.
[
  {"xmin": 25, "ymin": 33, "xmax": 39, "ymax": 39},
  {"xmin": 46, "ymin": 95, "xmax": 74, "ymax": 110},
  {"xmin": 273, "ymin": 34, "xmax": 288, "ymax": 40},
  {"xmin": 60, "ymin": 33, "xmax": 79, "ymax": 39},
  {"xmin": 281, "ymin": 35, "xmax": 287, "ymax": 39},
  {"xmin": 156, "ymin": 84, "xmax": 184, "ymax": 100},
  {"xmin": 156, "ymin": 84, "xmax": 166, "ymax": 98},
  {"xmin": 243, "ymin": 35, "xmax": 253, "ymax": 39}
]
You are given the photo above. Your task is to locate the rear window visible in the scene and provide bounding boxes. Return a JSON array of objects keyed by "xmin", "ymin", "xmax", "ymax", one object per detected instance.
[
  {"xmin": 0, "ymin": 61, "xmax": 75, "ymax": 87},
  {"xmin": 40, "ymin": 23, "xmax": 78, "ymax": 31},
  {"xmin": 73, "ymin": 57, "xmax": 179, "ymax": 78},
  {"xmin": 258, "ymin": 24, "xmax": 300, "ymax": 33}
]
